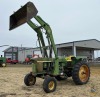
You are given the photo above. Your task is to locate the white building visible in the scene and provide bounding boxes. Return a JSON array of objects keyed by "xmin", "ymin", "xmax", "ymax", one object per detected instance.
[{"xmin": 3, "ymin": 39, "xmax": 100, "ymax": 62}]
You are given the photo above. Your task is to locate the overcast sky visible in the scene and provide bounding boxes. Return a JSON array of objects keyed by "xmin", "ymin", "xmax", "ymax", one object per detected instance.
[{"xmin": 0, "ymin": 0, "xmax": 100, "ymax": 57}]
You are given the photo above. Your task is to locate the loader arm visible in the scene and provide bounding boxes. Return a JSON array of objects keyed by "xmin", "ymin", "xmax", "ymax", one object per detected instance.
[{"xmin": 27, "ymin": 16, "xmax": 58, "ymax": 59}]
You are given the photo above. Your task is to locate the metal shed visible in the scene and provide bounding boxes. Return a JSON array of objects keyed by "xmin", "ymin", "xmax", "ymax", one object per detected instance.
[
  {"xmin": 3, "ymin": 46, "xmax": 33, "ymax": 61},
  {"xmin": 3, "ymin": 39, "xmax": 100, "ymax": 62},
  {"xmin": 57, "ymin": 39, "xmax": 100, "ymax": 60},
  {"xmin": 3, "ymin": 46, "xmax": 18, "ymax": 60}
]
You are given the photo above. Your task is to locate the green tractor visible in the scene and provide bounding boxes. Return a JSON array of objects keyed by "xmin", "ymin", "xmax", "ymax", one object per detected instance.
[
  {"xmin": 0, "ymin": 55, "xmax": 7, "ymax": 67},
  {"xmin": 9, "ymin": 2, "xmax": 90, "ymax": 93}
]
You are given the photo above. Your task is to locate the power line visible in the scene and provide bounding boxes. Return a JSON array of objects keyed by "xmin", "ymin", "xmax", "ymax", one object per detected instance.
[{"xmin": 0, "ymin": 45, "xmax": 9, "ymax": 47}]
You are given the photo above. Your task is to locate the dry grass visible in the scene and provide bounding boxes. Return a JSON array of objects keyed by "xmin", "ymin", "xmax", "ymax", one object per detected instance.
[{"xmin": 0, "ymin": 64, "xmax": 100, "ymax": 97}]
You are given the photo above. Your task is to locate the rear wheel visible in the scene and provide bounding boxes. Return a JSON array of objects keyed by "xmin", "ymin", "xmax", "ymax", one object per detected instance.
[
  {"xmin": 24, "ymin": 73, "xmax": 36, "ymax": 86},
  {"xmin": 43, "ymin": 76, "xmax": 57, "ymax": 93},
  {"xmin": 72, "ymin": 62, "xmax": 90, "ymax": 85}
]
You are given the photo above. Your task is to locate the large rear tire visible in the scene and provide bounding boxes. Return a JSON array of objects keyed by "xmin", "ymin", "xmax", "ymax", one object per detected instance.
[{"xmin": 72, "ymin": 62, "xmax": 90, "ymax": 85}]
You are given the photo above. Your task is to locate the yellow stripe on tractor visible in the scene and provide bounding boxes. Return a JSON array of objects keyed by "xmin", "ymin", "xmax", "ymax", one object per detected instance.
[{"xmin": 65, "ymin": 56, "xmax": 75, "ymax": 61}]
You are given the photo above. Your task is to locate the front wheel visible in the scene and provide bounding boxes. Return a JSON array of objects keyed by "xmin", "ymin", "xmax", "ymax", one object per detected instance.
[
  {"xmin": 24, "ymin": 73, "xmax": 36, "ymax": 86},
  {"xmin": 43, "ymin": 76, "xmax": 57, "ymax": 93},
  {"xmin": 2, "ymin": 63, "xmax": 7, "ymax": 67},
  {"xmin": 72, "ymin": 62, "xmax": 90, "ymax": 85}
]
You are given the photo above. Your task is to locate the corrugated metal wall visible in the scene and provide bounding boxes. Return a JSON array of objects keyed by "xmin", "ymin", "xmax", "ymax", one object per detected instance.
[
  {"xmin": 76, "ymin": 49, "xmax": 94, "ymax": 59},
  {"xmin": 57, "ymin": 48, "xmax": 72, "ymax": 57},
  {"xmin": 18, "ymin": 49, "xmax": 34, "ymax": 62},
  {"xmin": 18, "ymin": 47, "xmax": 94, "ymax": 62},
  {"xmin": 57, "ymin": 47, "xmax": 94, "ymax": 59},
  {"xmin": 18, "ymin": 49, "xmax": 55, "ymax": 62}
]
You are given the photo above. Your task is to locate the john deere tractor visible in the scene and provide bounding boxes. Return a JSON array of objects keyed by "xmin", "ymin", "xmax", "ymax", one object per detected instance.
[
  {"xmin": 0, "ymin": 55, "xmax": 7, "ymax": 67},
  {"xmin": 9, "ymin": 2, "xmax": 90, "ymax": 93}
]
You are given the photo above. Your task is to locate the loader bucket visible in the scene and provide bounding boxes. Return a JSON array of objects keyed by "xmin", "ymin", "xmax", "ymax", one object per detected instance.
[{"xmin": 9, "ymin": 2, "xmax": 38, "ymax": 30}]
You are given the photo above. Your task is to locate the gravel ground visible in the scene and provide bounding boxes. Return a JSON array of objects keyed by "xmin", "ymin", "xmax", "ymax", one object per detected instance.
[{"xmin": 0, "ymin": 64, "xmax": 100, "ymax": 97}]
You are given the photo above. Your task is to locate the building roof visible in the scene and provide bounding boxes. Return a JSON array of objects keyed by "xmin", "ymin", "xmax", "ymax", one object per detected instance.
[
  {"xmin": 3, "ymin": 46, "xmax": 33, "ymax": 52},
  {"xmin": 3, "ymin": 39, "xmax": 100, "ymax": 52},
  {"xmin": 56, "ymin": 39, "xmax": 100, "ymax": 50}
]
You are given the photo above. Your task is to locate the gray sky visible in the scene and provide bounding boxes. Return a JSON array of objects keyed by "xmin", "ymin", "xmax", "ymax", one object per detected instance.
[{"xmin": 0, "ymin": 0, "xmax": 100, "ymax": 57}]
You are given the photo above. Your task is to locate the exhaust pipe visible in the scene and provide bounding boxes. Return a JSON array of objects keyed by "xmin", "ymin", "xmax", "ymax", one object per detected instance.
[{"xmin": 9, "ymin": 2, "xmax": 38, "ymax": 30}]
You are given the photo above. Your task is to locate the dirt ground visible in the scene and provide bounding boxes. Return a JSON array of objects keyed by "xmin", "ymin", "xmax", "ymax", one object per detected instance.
[{"xmin": 0, "ymin": 64, "xmax": 100, "ymax": 97}]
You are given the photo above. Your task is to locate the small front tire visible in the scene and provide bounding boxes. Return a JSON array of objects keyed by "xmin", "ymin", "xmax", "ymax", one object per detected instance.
[
  {"xmin": 2, "ymin": 63, "xmax": 7, "ymax": 67},
  {"xmin": 43, "ymin": 76, "xmax": 57, "ymax": 93},
  {"xmin": 24, "ymin": 73, "xmax": 36, "ymax": 86}
]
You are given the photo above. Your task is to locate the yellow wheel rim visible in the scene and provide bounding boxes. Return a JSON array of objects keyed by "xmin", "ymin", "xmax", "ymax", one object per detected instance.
[
  {"xmin": 79, "ymin": 65, "xmax": 89, "ymax": 82},
  {"xmin": 48, "ymin": 81, "xmax": 55, "ymax": 90}
]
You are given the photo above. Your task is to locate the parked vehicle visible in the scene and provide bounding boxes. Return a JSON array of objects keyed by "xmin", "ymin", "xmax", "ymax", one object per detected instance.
[
  {"xmin": 0, "ymin": 55, "xmax": 7, "ymax": 67},
  {"xmin": 25, "ymin": 54, "xmax": 39, "ymax": 64},
  {"xmin": 6, "ymin": 58, "xmax": 18, "ymax": 64}
]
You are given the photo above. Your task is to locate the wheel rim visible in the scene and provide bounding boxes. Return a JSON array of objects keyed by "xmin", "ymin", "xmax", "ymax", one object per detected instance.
[
  {"xmin": 2, "ymin": 63, "xmax": 6, "ymax": 67},
  {"xmin": 79, "ymin": 65, "xmax": 89, "ymax": 82},
  {"xmin": 48, "ymin": 81, "xmax": 55, "ymax": 90},
  {"xmin": 28, "ymin": 75, "xmax": 35, "ymax": 85}
]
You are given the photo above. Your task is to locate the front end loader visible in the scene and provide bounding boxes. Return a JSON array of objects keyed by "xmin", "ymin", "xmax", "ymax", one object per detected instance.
[{"xmin": 9, "ymin": 2, "xmax": 90, "ymax": 93}]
